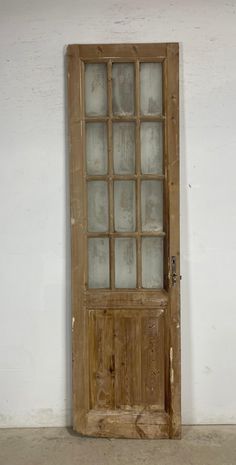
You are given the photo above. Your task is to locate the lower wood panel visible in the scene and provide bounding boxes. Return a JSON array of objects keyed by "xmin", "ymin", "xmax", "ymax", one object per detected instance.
[
  {"xmin": 85, "ymin": 409, "xmax": 169, "ymax": 439},
  {"xmin": 89, "ymin": 312, "xmax": 114, "ymax": 409},
  {"xmin": 115, "ymin": 315, "xmax": 141, "ymax": 407},
  {"xmin": 89, "ymin": 308, "xmax": 166, "ymax": 413},
  {"xmin": 141, "ymin": 315, "xmax": 165, "ymax": 408}
]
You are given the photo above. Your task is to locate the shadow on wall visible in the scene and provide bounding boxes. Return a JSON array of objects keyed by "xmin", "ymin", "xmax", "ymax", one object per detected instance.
[{"xmin": 179, "ymin": 43, "xmax": 194, "ymax": 424}]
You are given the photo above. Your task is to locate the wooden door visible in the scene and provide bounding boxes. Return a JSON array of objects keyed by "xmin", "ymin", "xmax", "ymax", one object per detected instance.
[{"xmin": 67, "ymin": 43, "xmax": 180, "ymax": 439}]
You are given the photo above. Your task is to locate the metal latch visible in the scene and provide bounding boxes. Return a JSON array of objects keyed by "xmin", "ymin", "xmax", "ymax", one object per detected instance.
[{"xmin": 171, "ymin": 256, "xmax": 177, "ymax": 286}]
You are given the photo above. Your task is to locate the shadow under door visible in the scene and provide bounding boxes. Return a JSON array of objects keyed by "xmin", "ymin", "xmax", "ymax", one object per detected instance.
[{"xmin": 67, "ymin": 43, "xmax": 180, "ymax": 439}]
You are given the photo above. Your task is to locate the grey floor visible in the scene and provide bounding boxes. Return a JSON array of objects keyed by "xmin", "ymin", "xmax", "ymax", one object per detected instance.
[{"xmin": 0, "ymin": 426, "xmax": 236, "ymax": 465}]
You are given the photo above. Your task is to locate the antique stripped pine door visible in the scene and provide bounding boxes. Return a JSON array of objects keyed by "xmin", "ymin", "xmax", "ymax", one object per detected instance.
[{"xmin": 67, "ymin": 43, "xmax": 180, "ymax": 439}]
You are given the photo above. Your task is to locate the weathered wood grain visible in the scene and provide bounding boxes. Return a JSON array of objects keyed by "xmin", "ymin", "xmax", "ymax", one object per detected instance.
[
  {"xmin": 141, "ymin": 314, "xmax": 165, "ymax": 408},
  {"xmin": 67, "ymin": 47, "xmax": 89, "ymax": 432},
  {"xmin": 166, "ymin": 43, "xmax": 181, "ymax": 438},
  {"xmin": 89, "ymin": 311, "xmax": 114, "ymax": 409},
  {"xmin": 67, "ymin": 43, "xmax": 169, "ymax": 60},
  {"xmin": 86, "ymin": 290, "xmax": 168, "ymax": 309},
  {"xmin": 86, "ymin": 409, "xmax": 169, "ymax": 439}
]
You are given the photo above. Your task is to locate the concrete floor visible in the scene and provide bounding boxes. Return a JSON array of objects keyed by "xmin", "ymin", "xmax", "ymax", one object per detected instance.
[{"xmin": 0, "ymin": 426, "xmax": 236, "ymax": 465}]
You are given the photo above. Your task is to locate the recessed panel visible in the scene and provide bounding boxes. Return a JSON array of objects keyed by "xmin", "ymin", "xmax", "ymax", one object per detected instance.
[
  {"xmin": 89, "ymin": 309, "xmax": 164, "ymax": 409},
  {"xmin": 113, "ymin": 123, "xmax": 135, "ymax": 174},
  {"xmin": 141, "ymin": 180, "xmax": 163, "ymax": 232},
  {"xmin": 141, "ymin": 122, "xmax": 163, "ymax": 174},
  {"xmin": 114, "ymin": 181, "xmax": 136, "ymax": 232},
  {"xmin": 115, "ymin": 238, "xmax": 136, "ymax": 288},
  {"xmin": 85, "ymin": 64, "xmax": 107, "ymax": 116},
  {"xmin": 89, "ymin": 312, "xmax": 114, "ymax": 408},
  {"xmin": 87, "ymin": 181, "xmax": 108, "ymax": 232},
  {"xmin": 114, "ymin": 315, "xmax": 140, "ymax": 407},
  {"xmin": 112, "ymin": 63, "xmax": 135, "ymax": 115},
  {"xmin": 86, "ymin": 123, "xmax": 108, "ymax": 175},
  {"xmin": 140, "ymin": 63, "xmax": 162, "ymax": 115},
  {"xmin": 142, "ymin": 237, "xmax": 163, "ymax": 288},
  {"xmin": 141, "ymin": 314, "xmax": 165, "ymax": 407},
  {"xmin": 88, "ymin": 238, "xmax": 109, "ymax": 288}
]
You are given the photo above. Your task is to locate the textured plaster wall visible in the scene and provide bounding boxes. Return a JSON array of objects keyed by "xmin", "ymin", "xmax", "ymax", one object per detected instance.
[{"xmin": 0, "ymin": 0, "xmax": 236, "ymax": 426}]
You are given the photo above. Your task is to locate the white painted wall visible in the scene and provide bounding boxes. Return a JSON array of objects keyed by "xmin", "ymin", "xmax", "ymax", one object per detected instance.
[{"xmin": 0, "ymin": 0, "xmax": 236, "ymax": 427}]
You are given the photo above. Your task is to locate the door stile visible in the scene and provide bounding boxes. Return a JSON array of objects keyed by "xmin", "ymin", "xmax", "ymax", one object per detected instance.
[
  {"xmin": 162, "ymin": 55, "xmax": 171, "ymax": 425},
  {"xmin": 68, "ymin": 49, "xmax": 89, "ymax": 431},
  {"xmin": 166, "ymin": 43, "xmax": 181, "ymax": 438}
]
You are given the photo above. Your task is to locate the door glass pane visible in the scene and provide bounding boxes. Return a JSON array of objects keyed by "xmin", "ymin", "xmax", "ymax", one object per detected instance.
[
  {"xmin": 141, "ymin": 181, "xmax": 163, "ymax": 231},
  {"xmin": 87, "ymin": 181, "xmax": 108, "ymax": 232},
  {"xmin": 140, "ymin": 63, "xmax": 162, "ymax": 115},
  {"xmin": 114, "ymin": 181, "xmax": 136, "ymax": 232},
  {"xmin": 85, "ymin": 64, "xmax": 107, "ymax": 116},
  {"xmin": 113, "ymin": 123, "xmax": 135, "ymax": 174},
  {"xmin": 86, "ymin": 123, "xmax": 107, "ymax": 175},
  {"xmin": 88, "ymin": 238, "xmax": 109, "ymax": 288},
  {"xmin": 115, "ymin": 238, "xmax": 136, "ymax": 288},
  {"xmin": 112, "ymin": 63, "xmax": 134, "ymax": 115},
  {"xmin": 141, "ymin": 122, "xmax": 163, "ymax": 174},
  {"xmin": 142, "ymin": 237, "xmax": 163, "ymax": 288}
]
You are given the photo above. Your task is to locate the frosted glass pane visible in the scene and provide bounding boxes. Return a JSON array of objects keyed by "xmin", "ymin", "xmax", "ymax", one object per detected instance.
[
  {"xmin": 113, "ymin": 123, "xmax": 135, "ymax": 174},
  {"xmin": 86, "ymin": 123, "xmax": 107, "ymax": 175},
  {"xmin": 142, "ymin": 237, "xmax": 163, "ymax": 288},
  {"xmin": 141, "ymin": 122, "xmax": 163, "ymax": 174},
  {"xmin": 140, "ymin": 63, "xmax": 162, "ymax": 115},
  {"xmin": 112, "ymin": 63, "xmax": 134, "ymax": 115},
  {"xmin": 114, "ymin": 181, "xmax": 136, "ymax": 232},
  {"xmin": 88, "ymin": 238, "xmax": 109, "ymax": 288},
  {"xmin": 115, "ymin": 238, "xmax": 136, "ymax": 288},
  {"xmin": 87, "ymin": 181, "xmax": 108, "ymax": 232},
  {"xmin": 141, "ymin": 181, "xmax": 163, "ymax": 231},
  {"xmin": 85, "ymin": 64, "xmax": 107, "ymax": 116}
]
